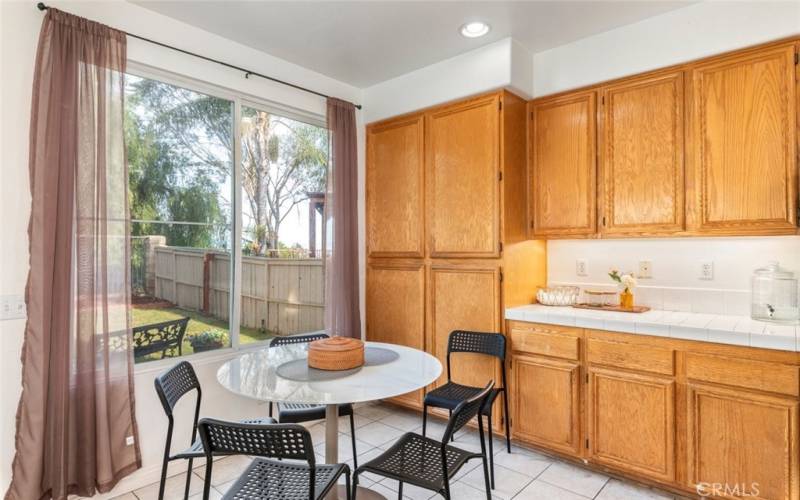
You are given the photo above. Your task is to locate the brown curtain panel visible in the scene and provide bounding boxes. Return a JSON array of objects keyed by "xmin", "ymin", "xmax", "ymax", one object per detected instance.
[
  {"xmin": 7, "ymin": 9, "xmax": 140, "ymax": 500},
  {"xmin": 324, "ymin": 98, "xmax": 361, "ymax": 338}
]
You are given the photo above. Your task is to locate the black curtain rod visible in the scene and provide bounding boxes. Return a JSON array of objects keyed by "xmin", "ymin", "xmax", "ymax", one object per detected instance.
[{"xmin": 36, "ymin": 2, "xmax": 362, "ymax": 110}]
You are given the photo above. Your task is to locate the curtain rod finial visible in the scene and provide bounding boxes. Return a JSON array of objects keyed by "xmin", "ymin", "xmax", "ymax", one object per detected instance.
[{"xmin": 37, "ymin": 2, "xmax": 48, "ymax": 11}]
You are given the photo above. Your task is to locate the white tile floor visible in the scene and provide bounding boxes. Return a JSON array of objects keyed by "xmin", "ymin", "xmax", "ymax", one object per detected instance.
[{"xmin": 114, "ymin": 402, "xmax": 683, "ymax": 500}]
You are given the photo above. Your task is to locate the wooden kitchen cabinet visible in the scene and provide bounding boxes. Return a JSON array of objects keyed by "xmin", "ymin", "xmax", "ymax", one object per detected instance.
[
  {"xmin": 599, "ymin": 71, "xmax": 685, "ymax": 235},
  {"xmin": 425, "ymin": 94, "xmax": 501, "ymax": 258},
  {"xmin": 366, "ymin": 262, "xmax": 426, "ymax": 408},
  {"xmin": 513, "ymin": 354, "xmax": 582, "ymax": 456},
  {"xmin": 366, "ymin": 114, "xmax": 425, "ymax": 258},
  {"xmin": 587, "ymin": 368, "xmax": 676, "ymax": 482},
  {"xmin": 686, "ymin": 43, "xmax": 797, "ymax": 235},
  {"xmin": 686, "ymin": 383, "xmax": 798, "ymax": 500},
  {"xmin": 529, "ymin": 91, "xmax": 597, "ymax": 237},
  {"xmin": 427, "ymin": 264, "xmax": 501, "ymax": 390}
]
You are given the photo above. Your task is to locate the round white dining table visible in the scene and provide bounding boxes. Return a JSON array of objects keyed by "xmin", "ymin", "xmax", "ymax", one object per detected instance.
[{"xmin": 217, "ymin": 341, "xmax": 442, "ymax": 499}]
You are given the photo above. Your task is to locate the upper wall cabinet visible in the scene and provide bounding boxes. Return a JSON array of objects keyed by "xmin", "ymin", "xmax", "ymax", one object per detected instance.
[
  {"xmin": 366, "ymin": 115, "xmax": 425, "ymax": 257},
  {"xmin": 426, "ymin": 94, "xmax": 501, "ymax": 258},
  {"xmin": 687, "ymin": 43, "xmax": 798, "ymax": 235},
  {"xmin": 529, "ymin": 91, "xmax": 597, "ymax": 238},
  {"xmin": 599, "ymin": 71, "xmax": 685, "ymax": 235}
]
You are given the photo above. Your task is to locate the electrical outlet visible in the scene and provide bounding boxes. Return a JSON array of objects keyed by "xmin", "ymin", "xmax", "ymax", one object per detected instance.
[
  {"xmin": 576, "ymin": 259, "xmax": 588, "ymax": 277},
  {"xmin": 638, "ymin": 260, "xmax": 652, "ymax": 279},
  {"xmin": 126, "ymin": 435, "xmax": 135, "ymax": 446},
  {"xmin": 0, "ymin": 295, "xmax": 26, "ymax": 321},
  {"xmin": 700, "ymin": 261, "xmax": 714, "ymax": 280}
]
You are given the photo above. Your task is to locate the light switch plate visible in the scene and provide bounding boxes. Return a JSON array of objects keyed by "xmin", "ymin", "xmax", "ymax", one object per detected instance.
[{"xmin": 1, "ymin": 295, "xmax": 26, "ymax": 321}]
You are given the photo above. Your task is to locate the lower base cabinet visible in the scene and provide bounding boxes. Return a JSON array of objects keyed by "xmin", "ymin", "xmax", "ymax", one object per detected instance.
[
  {"xmin": 587, "ymin": 368, "xmax": 675, "ymax": 482},
  {"xmin": 687, "ymin": 383, "xmax": 798, "ymax": 500},
  {"xmin": 508, "ymin": 321, "xmax": 800, "ymax": 500},
  {"xmin": 512, "ymin": 355, "xmax": 581, "ymax": 455}
]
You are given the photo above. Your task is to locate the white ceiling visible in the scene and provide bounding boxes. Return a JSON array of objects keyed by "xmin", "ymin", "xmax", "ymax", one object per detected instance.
[{"xmin": 132, "ymin": 1, "xmax": 694, "ymax": 88}]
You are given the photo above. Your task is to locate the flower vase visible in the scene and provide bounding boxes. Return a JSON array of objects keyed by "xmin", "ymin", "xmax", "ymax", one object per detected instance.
[{"xmin": 619, "ymin": 289, "xmax": 634, "ymax": 309}]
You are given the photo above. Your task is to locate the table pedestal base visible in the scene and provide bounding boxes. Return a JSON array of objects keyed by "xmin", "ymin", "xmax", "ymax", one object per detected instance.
[{"xmin": 324, "ymin": 485, "xmax": 386, "ymax": 499}]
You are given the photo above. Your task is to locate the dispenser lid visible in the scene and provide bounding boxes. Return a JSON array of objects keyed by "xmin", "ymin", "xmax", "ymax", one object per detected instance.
[{"xmin": 754, "ymin": 261, "xmax": 795, "ymax": 279}]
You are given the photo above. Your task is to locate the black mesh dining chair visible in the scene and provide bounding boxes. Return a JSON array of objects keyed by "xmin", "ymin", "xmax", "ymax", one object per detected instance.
[
  {"xmin": 353, "ymin": 381, "xmax": 495, "ymax": 500},
  {"xmin": 421, "ymin": 330, "xmax": 510, "ymax": 488},
  {"xmin": 154, "ymin": 361, "xmax": 275, "ymax": 500},
  {"xmin": 198, "ymin": 418, "xmax": 351, "ymax": 500},
  {"xmin": 268, "ymin": 333, "xmax": 360, "ymax": 469}
]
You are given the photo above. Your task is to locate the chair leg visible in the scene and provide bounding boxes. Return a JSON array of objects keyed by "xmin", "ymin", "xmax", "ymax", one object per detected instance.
[
  {"xmin": 443, "ymin": 478, "xmax": 451, "ymax": 500},
  {"xmin": 268, "ymin": 401, "xmax": 273, "ymax": 418},
  {"xmin": 398, "ymin": 481, "xmax": 403, "ymax": 500},
  {"xmin": 481, "ymin": 452, "xmax": 492, "ymax": 500},
  {"xmin": 352, "ymin": 470, "xmax": 360, "ymax": 500},
  {"xmin": 503, "ymin": 390, "xmax": 511, "ymax": 453},
  {"xmin": 157, "ymin": 454, "xmax": 169, "ymax": 500},
  {"xmin": 487, "ymin": 413, "xmax": 495, "ymax": 489},
  {"xmin": 183, "ymin": 458, "xmax": 194, "ymax": 499},
  {"xmin": 448, "ymin": 409, "xmax": 454, "ymax": 442},
  {"xmin": 350, "ymin": 413, "xmax": 359, "ymax": 470},
  {"xmin": 345, "ymin": 468, "xmax": 352, "ymax": 500},
  {"xmin": 422, "ymin": 404, "xmax": 428, "ymax": 437}
]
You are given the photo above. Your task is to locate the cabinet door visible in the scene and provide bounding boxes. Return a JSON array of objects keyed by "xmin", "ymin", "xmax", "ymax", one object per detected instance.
[
  {"xmin": 366, "ymin": 263, "xmax": 425, "ymax": 408},
  {"xmin": 426, "ymin": 94, "xmax": 500, "ymax": 258},
  {"xmin": 688, "ymin": 44, "xmax": 797, "ymax": 234},
  {"xmin": 367, "ymin": 115, "xmax": 425, "ymax": 257},
  {"xmin": 530, "ymin": 91, "xmax": 597, "ymax": 237},
  {"xmin": 513, "ymin": 355, "xmax": 582, "ymax": 456},
  {"xmin": 600, "ymin": 72, "xmax": 685, "ymax": 235},
  {"xmin": 428, "ymin": 265, "xmax": 501, "ymax": 391},
  {"xmin": 587, "ymin": 368, "xmax": 675, "ymax": 481},
  {"xmin": 687, "ymin": 383, "xmax": 798, "ymax": 500}
]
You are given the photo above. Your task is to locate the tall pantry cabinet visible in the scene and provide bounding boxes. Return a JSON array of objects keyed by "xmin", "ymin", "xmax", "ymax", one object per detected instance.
[{"xmin": 366, "ymin": 90, "xmax": 546, "ymax": 419}]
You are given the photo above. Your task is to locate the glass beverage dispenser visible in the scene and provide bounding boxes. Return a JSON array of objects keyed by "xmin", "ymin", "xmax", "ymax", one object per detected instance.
[{"xmin": 751, "ymin": 262, "xmax": 799, "ymax": 323}]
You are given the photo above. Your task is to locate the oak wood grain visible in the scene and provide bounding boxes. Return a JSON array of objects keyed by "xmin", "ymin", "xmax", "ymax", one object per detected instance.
[
  {"xmin": 529, "ymin": 91, "xmax": 597, "ymax": 237},
  {"xmin": 366, "ymin": 115, "xmax": 426, "ymax": 258},
  {"xmin": 599, "ymin": 71, "xmax": 685, "ymax": 235}
]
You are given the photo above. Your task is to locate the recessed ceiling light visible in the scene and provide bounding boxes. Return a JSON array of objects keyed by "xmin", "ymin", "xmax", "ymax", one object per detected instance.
[{"xmin": 460, "ymin": 21, "xmax": 490, "ymax": 38}]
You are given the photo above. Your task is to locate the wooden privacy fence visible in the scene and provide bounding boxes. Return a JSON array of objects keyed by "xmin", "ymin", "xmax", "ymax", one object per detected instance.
[{"xmin": 154, "ymin": 246, "xmax": 324, "ymax": 336}]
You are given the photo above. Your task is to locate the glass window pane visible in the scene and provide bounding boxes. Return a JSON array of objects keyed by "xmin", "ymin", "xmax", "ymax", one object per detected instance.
[
  {"xmin": 239, "ymin": 106, "xmax": 328, "ymax": 343},
  {"xmin": 126, "ymin": 74, "xmax": 234, "ymax": 362}
]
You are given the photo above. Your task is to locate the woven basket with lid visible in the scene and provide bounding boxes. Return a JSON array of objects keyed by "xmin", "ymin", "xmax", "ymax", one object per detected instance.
[{"xmin": 308, "ymin": 337, "xmax": 365, "ymax": 371}]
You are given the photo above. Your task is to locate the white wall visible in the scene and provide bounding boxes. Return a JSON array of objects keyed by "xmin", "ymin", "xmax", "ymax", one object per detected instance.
[
  {"xmin": 533, "ymin": 1, "xmax": 800, "ymax": 97},
  {"xmin": 0, "ymin": 0, "xmax": 364, "ymax": 496},
  {"xmin": 533, "ymin": 1, "xmax": 800, "ymax": 313},
  {"xmin": 362, "ymin": 37, "xmax": 533, "ymax": 123}
]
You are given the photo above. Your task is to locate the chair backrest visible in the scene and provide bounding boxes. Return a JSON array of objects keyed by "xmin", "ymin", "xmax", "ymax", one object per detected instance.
[
  {"xmin": 270, "ymin": 332, "xmax": 329, "ymax": 347},
  {"xmin": 447, "ymin": 330, "xmax": 506, "ymax": 360},
  {"xmin": 199, "ymin": 418, "xmax": 315, "ymax": 463},
  {"xmin": 441, "ymin": 380, "xmax": 495, "ymax": 443},
  {"xmin": 154, "ymin": 360, "xmax": 200, "ymax": 416}
]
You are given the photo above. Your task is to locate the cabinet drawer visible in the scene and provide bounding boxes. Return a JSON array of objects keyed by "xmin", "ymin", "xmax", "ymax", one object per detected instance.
[
  {"xmin": 510, "ymin": 324, "xmax": 580, "ymax": 360},
  {"xmin": 685, "ymin": 353, "xmax": 800, "ymax": 397},
  {"xmin": 587, "ymin": 337, "xmax": 674, "ymax": 376}
]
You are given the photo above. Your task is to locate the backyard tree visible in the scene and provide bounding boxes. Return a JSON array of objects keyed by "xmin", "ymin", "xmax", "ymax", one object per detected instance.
[{"xmin": 126, "ymin": 75, "xmax": 328, "ymax": 256}]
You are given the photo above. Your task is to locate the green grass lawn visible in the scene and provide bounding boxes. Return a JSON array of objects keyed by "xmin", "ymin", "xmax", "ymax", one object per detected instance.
[{"xmin": 133, "ymin": 305, "xmax": 274, "ymax": 363}]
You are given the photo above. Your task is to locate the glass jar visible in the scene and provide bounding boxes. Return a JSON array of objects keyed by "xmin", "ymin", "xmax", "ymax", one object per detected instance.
[{"xmin": 751, "ymin": 262, "xmax": 799, "ymax": 323}]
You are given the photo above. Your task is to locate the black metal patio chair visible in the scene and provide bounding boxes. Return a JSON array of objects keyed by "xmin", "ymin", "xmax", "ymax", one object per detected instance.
[
  {"xmin": 421, "ymin": 330, "xmax": 510, "ymax": 488},
  {"xmin": 154, "ymin": 360, "xmax": 275, "ymax": 500},
  {"xmin": 353, "ymin": 381, "xmax": 495, "ymax": 500},
  {"xmin": 198, "ymin": 418, "xmax": 351, "ymax": 500}
]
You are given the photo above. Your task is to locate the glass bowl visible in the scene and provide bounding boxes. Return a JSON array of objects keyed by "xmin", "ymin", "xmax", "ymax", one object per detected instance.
[{"xmin": 536, "ymin": 286, "xmax": 580, "ymax": 306}]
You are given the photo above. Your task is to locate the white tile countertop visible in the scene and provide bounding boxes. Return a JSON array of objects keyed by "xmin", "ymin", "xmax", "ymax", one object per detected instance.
[{"xmin": 506, "ymin": 304, "xmax": 800, "ymax": 352}]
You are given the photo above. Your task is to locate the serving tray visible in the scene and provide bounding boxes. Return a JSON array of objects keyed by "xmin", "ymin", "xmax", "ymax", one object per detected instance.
[{"xmin": 572, "ymin": 303, "xmax": 651, "ymax": 313}]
